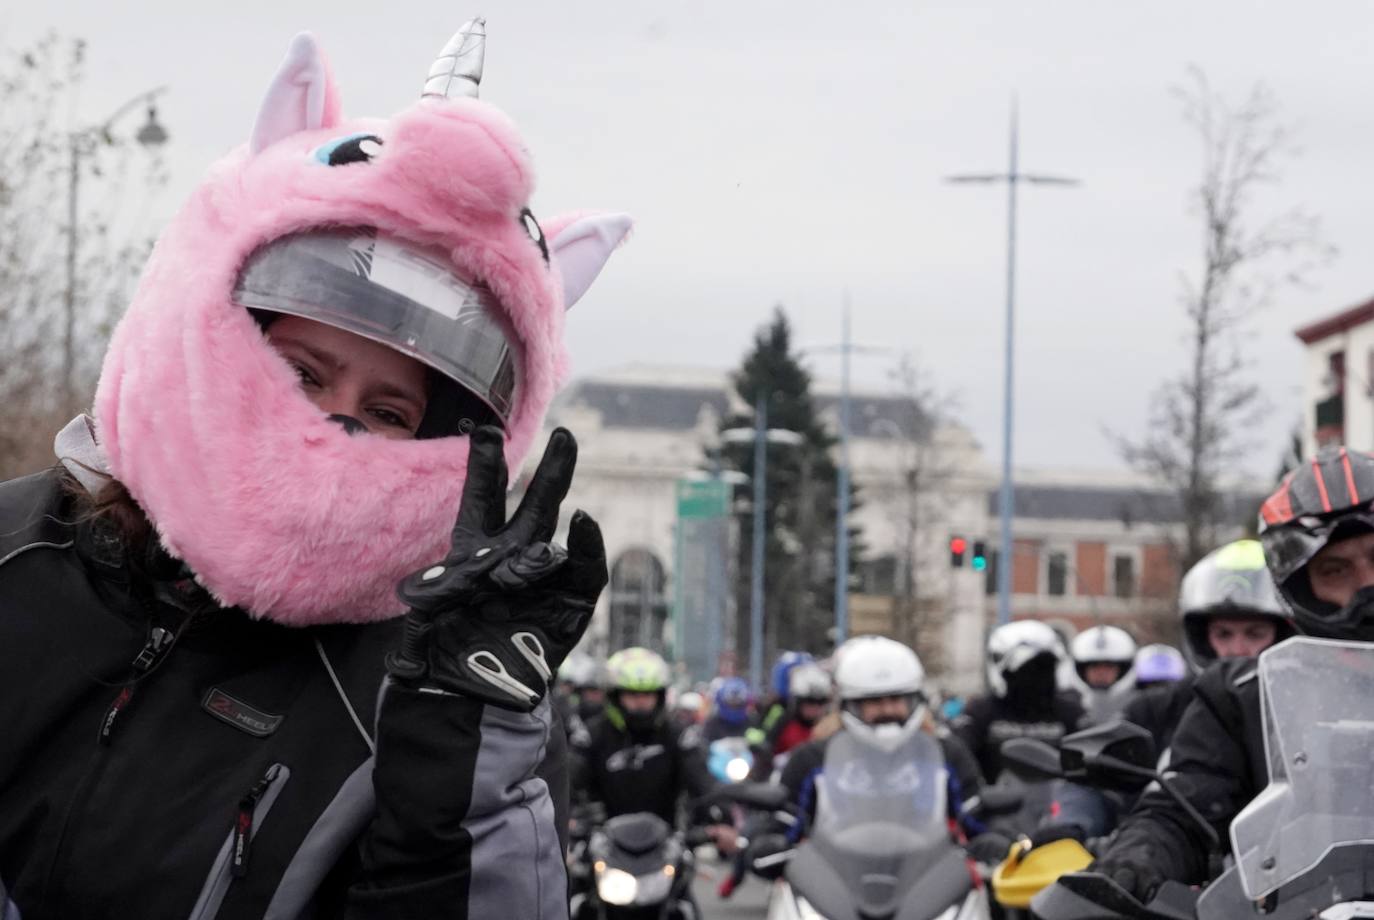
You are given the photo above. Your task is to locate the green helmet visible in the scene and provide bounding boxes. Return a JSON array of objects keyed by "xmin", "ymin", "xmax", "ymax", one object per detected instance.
[{"xmin": 606, "ymin": 647, "xmax": 670, "ymax": 693}]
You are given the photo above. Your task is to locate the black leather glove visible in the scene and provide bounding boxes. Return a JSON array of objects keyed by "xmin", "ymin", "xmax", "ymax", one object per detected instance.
[
  {"xmin": 387, "ymin": 426, "xmax": 607, "ymax": 712},
  {"xmin": 966, "ymin": 831, "xmax": 1014, "ymax": 865},
  {"xmin": 1092, "ymin": 850, "xmax": 1165, "ymax": 904},
  {"xmin": 1028, "ymin": 822, "xmax": 1087, "ymax": 850}
]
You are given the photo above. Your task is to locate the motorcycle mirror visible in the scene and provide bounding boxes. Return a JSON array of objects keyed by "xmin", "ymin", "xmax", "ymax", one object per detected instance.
[
  {"xmin": 1060, "ymin": 721, "xmax": 1157, "ymax": 792},
  {"xmin": 966, "ymin": 785, "xmax": 1026, "ymax": 818},
  {"xmin": 704, "ymin": 781, "xmax": 790, "ymax": 812},
  {"xmin": 1000, "ymin": 737, "xmax": 1065, "ymax": 781}
]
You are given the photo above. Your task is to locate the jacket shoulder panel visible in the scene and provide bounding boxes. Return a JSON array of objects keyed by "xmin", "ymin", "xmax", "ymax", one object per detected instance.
[{"xmin": 0, "ymin": 469, "xmax": 73, "ymax": 561}]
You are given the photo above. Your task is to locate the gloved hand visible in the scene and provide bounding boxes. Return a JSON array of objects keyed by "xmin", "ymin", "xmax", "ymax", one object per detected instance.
[
  {"xmin": 387, "ymin": 426, "xmax": 607, "ymax": 712},
  {"xmin": 1091, "ymin": 851, "xmax": 1165, "ymax": 904},
  {"xmin": 1027, "ymin": 822, "xmax": 1087, "ymax": 850},
  {"xmin": 965, "ymin": 831, "xmax": 1014, "ymax": 865}
]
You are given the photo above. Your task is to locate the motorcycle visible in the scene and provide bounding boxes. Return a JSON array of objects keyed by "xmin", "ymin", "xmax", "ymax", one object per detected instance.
[
  {"xmin": 708, "ymin": 736, "xmax": 755, "ymax": 784},
  {"xmin": 746, "ymin": 730, "xmax": 993, "ymax": 920},
  {"xmin": 1031, "ymin": 638, "xmax": 1374, "ymax": 920},
  {"xmin": 570, "ymin": 811, "xmax": 704, "ymax": 920}
]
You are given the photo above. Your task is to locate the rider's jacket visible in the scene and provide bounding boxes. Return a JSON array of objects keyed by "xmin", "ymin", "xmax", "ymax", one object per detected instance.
[
  {"xmin": 1122, "ymin": 675, "xmax": 1198, "ymax": 757},
  {"xmin": 0, "ymin": 470, "xmax": 568, "ymax": 919},
  {"xmin": 1098, "ymin": 658, "xmax": 1263, "ymax": 885},
  {"xmin": 570, "ymin": 710, "xmax": 717, "ymax": 824},
  {"xmin": 950, "ymin": 691, "xmax": 1085, "ymax": 782},
  {"xmin": 779, "ymin": 730, "xmax": 985, "ymax": 835}
]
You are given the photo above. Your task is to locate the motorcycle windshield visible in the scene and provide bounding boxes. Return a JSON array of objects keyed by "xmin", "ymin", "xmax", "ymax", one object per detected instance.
[
  {"xmin": 1231, "ymin": 638, "xmax": 1374, "ymax": 900},
  {"xmin": 814, "ymin": 729, "xmax": 949, "ymax": 855}
]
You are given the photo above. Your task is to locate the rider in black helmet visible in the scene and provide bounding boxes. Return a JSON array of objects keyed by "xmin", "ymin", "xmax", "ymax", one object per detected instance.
[{"xmin": 1093, "ymin": 447, "xmax": 1374, "ymax": 902}]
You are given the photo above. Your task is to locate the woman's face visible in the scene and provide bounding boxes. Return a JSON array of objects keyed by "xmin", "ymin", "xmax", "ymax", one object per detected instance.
[{"xmin": 265, "ymin": 316, "xmax": 429, "ymax": 440}]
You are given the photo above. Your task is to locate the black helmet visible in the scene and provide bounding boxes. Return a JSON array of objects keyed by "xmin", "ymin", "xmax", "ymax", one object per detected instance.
[{"xmin": 1259, "ymin": 447, "xmax": 1374, "ymax": 641}]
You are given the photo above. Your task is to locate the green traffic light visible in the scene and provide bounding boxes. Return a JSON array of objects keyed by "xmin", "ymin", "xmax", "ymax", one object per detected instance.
[{"xmin": 972, "ymin": 557, "xmax": 987, "ymax": 572}]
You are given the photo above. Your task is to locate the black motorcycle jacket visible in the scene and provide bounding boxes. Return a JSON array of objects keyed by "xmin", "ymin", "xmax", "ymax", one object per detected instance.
[
  {"xmin": 950, "ymin": 691, "xmax": 1085, "ymax": 782},
  {"xmin": 569, "ymin": 709, "xmax": 716, "ymax": 825},
  {"xmin": 1121, "ymin": 675, "xmax": 1198, "ymax": 757},
  {"xmin": 1097, "ymin": 658, "xmax": 1264, "ymax": 886},
  {"xmin": 0, "ymin": 470, "xmax": 570, "ymax": 920}
]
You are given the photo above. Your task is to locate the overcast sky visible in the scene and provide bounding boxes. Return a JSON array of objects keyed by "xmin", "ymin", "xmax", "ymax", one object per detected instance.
[{"xmin": 4, "ymin": 1, "xmax": 1371, "ymax": 473}]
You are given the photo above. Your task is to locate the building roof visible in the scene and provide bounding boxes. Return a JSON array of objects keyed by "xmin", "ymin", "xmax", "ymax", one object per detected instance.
[
  {"xmin": 554, "ymin": 367, "xmax": 930, "ymax": 438},
  {"xmin": 1295, "ymin": 295, "xmax": 1374, "ymax": 345},
  {"xmin": 557, "ymin": 380, "xmax": 731, "ymax": 432},
  {"xmin": 995, "ymin": 483, "xmax": 1267, "ymax": 525}
]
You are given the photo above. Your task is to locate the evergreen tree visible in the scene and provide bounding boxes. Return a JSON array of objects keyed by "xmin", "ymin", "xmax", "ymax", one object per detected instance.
[{"xmin": 717, "ymin": 307, "xmax": 863, "ymax": 669}]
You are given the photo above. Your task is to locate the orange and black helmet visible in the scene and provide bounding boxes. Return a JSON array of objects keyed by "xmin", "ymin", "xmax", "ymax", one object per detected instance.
[{"xmin": 1259, "ymin": 447, "xmax": 1374, "ymax": 640}]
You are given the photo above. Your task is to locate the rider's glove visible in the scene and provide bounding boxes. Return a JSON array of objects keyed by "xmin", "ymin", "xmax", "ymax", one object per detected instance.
[
  {"xmin": 387, "ymin": 426, "xmax": 607, "ymax": 712},
  {"xmin": 1092, "ymin": 851, "xmax": 1165, "ymax": 904},
  {"xmin": 966, "ymin": 831, "xmax": 1014, "ymax": 865},
  {"xmin": 1027, "ymin": 822, "xmax": 1087, "ymax": 850}
]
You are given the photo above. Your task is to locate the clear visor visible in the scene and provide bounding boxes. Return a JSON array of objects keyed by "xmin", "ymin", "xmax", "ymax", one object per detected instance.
[{"xmin": 232, "ymin": 227, "xmax": 516, "ymax": 423}]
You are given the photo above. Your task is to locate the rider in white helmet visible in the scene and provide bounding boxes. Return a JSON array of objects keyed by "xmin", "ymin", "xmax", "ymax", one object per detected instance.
[
  {"xmin": 775, "ymin": 637, "xmax": 984, "ymax": 839},
  {"xmin": 1070, "ymin": 624, "xmax": 1138, "ymax": 724},
  {"xmin": 953, "ymin": 620, "xmax": 1086, "ymax": 782}
]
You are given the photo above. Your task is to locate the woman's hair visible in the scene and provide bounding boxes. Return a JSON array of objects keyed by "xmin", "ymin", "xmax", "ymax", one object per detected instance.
[{"xmin": 58, "ymin": 467, "xmax": 155, "ymax": 555}]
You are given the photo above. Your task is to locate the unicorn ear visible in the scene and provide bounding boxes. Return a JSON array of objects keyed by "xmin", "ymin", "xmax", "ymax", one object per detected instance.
[
  {"xmin": 549, "ymin": 213, "xmax": 633, "ymax": 310},
  {"xmin": 250, "ymin": 33, "xmax": 342, "ymax": 154}
]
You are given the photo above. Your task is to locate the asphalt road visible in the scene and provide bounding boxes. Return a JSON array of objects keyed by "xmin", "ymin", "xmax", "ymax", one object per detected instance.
[{"xmin": 691, "ymin": 858, "xmax": 771, "ymax": 918}]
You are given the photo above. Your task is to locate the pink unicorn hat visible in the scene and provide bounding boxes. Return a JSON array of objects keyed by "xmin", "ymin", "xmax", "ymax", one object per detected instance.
[{"xmin": 92, "ymin": 19, "xmax": 631, "ymax": 626}]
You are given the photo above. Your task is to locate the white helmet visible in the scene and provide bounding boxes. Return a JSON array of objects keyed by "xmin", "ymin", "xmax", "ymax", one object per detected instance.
[
  {"xmin": 1070, "ymin": 625, "xmax": 1137, "ymax": 687},
  {"xmin": 985, "ymin": 620, "xmax": 1065, "ymax": 698},
  {"xmin": 674, "ymin": 690, "xmax": 704, "ymax": 716},
  {"xmin": 559, "ymin": 651, "xmax": 598, "ymax": 688},
  {"xmin": 788, "ymin": 663, "xmax": 833, "ymax": 701},
  {"xmin": 833, "ymin": 636, "xmax": 926, "ymax": 752}
]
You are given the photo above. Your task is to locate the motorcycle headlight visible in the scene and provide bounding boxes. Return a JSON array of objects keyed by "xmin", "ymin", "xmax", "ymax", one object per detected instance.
[
  {"xmin": 631, "ymin": 866, "xmax": 674, "ymax": 904},
  {"xmin": 726, "ymin": 756, "xmax": 751, "ymax": 782},
  {"xmin": 595, "ymin": 867, "xmax": 638, "ymax": 906}
]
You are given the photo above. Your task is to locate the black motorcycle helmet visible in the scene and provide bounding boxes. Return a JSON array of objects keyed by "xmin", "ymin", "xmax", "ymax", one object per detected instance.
[{"xmin": 1259, "ymin": 447, "xmax": 1374, "ymax": 641}]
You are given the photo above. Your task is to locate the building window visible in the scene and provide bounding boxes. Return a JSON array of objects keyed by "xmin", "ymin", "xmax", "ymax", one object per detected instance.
[
  {"xmin": 1047, "ymin": 551, "xmax": 1068, "ymax": 597},
  {"xmin": 1113, "ymin": 554, "xmax": 1135, "ymax": 599},
  {"xmin": 608, "ymin": 549, "xmax": 669, "ymax": 652}
]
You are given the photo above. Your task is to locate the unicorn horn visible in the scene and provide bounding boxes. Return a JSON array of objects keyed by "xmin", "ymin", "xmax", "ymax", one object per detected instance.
[{"xmin": 422, "ymin": 17, "xmax": 486, "ymax": 100}]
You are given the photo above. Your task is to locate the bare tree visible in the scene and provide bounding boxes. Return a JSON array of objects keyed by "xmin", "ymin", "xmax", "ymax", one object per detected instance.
[
  {"xmin": 0, "ymin": 34, "xmax": 167, "ymax": 477},
  {"xmin": 1116, "ymin": 69, "xmax": 1333, "ymax": 572},
  {"xmin": 882, "ymin": 353, "xmax": 960, "ymax": 672}
]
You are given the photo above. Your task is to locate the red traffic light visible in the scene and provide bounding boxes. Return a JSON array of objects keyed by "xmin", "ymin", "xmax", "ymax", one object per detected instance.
[{"xmin": 949, "ymin": 536, "xmax": 967, "ymax": 555}]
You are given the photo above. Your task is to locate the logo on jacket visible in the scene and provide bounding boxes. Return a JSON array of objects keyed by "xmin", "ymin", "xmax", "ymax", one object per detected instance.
[
  {"xmin": 202, "ymin": 688, "xmax": 285, "ymax": 737},
  {"xmin": 605, "ymin": 744, "xmax": 665, "ymax": 772}
]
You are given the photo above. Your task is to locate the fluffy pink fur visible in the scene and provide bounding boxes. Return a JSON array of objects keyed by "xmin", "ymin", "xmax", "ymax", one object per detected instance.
[{"xmin": 94, "ymin": 45, "xmax": 590, "ymax": 626}]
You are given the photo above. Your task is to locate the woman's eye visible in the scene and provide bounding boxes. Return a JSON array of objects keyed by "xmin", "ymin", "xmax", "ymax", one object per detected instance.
[
  {"xmin": 290, "ymin": 361, "xmax": 320, "ymax": 388},
  {"xmin": 369, "ymin": 407, "xmax": 413, "ymax": 430}
]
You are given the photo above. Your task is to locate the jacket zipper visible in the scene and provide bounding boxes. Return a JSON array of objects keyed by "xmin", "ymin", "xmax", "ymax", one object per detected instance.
[
  {"xmin": 99, "ymin": 625, "xmax": 176, "ymax": 744},
  {"xmin": 232, "ymin": 764, "xmax": 283, "ymax": 878},
  {"xmin": 43, "ymin": 623, "xmax": 182, "ymax": 914}
]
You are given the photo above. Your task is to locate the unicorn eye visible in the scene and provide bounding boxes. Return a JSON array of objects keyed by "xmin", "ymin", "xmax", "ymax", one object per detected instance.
[
  {"xmin": 520, "ymin": 208, "xmax": 549, "ymax": 263},
  {"xmin": 312, "ymin": 133, "xmax": 384, "ymax": 166}
]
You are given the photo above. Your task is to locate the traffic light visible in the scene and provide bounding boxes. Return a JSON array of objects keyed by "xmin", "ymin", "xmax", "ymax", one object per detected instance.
[
  {"xmin": 949, "ymin": 535, "xmax": 967, "ymax": 568},
  {"xmin": 971, "ymin": 540, "xmax": 988, "ymax": 572}
]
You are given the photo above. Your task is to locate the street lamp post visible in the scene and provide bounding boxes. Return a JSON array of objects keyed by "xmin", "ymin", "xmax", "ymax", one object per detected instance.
[
  {"xmin": 722, "ymin": 398, "xmax": 802, "ymax": 691},
  {"xmin": 946, "ymin": 97, "xmax": 1078, "ymax": 626},
  {"xmin": 801, "ymin": 298, "xmax": 891, "ymax": 646},
  {"xmin": 64, "ymin": 88, "xmax": 169, "ymax": 413}
]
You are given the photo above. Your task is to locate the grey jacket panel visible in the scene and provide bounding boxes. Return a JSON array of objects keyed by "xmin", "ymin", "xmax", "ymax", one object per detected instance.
[
  {"xmin": 264, "ymin": 759, "xmax": 376, "ymax": 920},
  {"xmin": 465, "ymin": 700, "xmax": 565, "ymax": 920}
]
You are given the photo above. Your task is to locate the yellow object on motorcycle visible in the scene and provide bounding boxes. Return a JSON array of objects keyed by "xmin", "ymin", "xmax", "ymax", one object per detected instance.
[{"xmin": 990, "ymin": 837, "xmax": 1094, "ymax": 909}]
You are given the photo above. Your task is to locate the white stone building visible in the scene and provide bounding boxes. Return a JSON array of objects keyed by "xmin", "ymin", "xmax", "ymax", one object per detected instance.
[
  {"xmin": 539, "ymin": 365, "xmax": 1262, "ymax": 694},
  {"xmin": 1295, "ymin": 295, "xmax": 1374, "ymax": 454}
]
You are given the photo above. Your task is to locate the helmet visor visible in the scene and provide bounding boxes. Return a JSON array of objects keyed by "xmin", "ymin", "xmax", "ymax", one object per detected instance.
[{"xmin": 233, "ymin": 228, "xmax": 517, "ymax": 424}]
